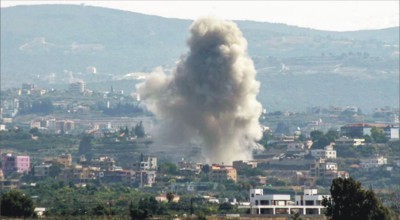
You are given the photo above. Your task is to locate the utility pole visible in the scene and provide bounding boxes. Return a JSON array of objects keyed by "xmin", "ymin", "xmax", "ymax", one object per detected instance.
[{"xmin": 190, "ymin": 197, "xmax": 193, "ymax": 215}]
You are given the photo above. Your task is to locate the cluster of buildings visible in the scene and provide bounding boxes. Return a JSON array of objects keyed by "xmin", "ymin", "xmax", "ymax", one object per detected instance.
[
  {"xmin": 294, "ymin": 146, "xmax": 349, "ymax": 187},
  {"xmin": 18, "ymin": 83, "xmax": 47, "ymax": 96},
  {"xmin": 51, "ymin": 154, "xmax": 159, "ymax": 187},
  {"xmin": 340, "ymin": 123, "xmax": 399, "ymax": 140},
  {"xmin": 310, "ymin": 143, "xmax": 337, "ymax": 159},
  {"xmin": 30, "ymin": 118, "xmax": 75, "ymax": 133},
  {"xmin": 0, "ymin": 152, "xmax": 159, "ymax": 189},
  {"xmin": 176, "ymin": 160, "xmax": 241, "ymax": 183},
  {"xmin": 0, "ymin": 82, "xmax": 144, "ymax": 135},
  {"xmin": 0, "ymin": 153, "xmax": 31, "ymax": 190},
  {"xmin": 1, "ymin": 153, "xmax": 30, "ymax": 176},
  {"xmin": 0, "ymin": 150, "xmax": 247, "ymax": 191},
  {"xmin": 178, "ymin": 160, "xmax": 203, "ymax": 175},
  {"xmin": 269, "ymin": 137, "xmax": 351, "ymax": 187}
]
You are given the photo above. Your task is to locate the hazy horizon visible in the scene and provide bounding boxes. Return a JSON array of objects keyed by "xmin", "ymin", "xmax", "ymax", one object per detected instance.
[{"xmin": 1, "ymin": 1, "xmax": 399, "ymax": 32}]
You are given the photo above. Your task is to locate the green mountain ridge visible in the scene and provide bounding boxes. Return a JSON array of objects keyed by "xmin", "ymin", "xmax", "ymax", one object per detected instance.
[{"xmin": 1, "ymin": 4, "xmax": 399, "ymax": 112}]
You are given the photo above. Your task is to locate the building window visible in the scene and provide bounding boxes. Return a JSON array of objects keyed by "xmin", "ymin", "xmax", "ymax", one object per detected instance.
[{"xmin": 305, "ymin": 200, "xmax": 314, "ymax": 206}]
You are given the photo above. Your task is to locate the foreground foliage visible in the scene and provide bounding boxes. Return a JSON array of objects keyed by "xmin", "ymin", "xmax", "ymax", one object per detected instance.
[
  {"xmin": 322, "ymin": 177, "xmax": 391, "ymax": 220},
  {"xmin": 0, "ymin": 190, "xmax": 36, "ymax": 218}
]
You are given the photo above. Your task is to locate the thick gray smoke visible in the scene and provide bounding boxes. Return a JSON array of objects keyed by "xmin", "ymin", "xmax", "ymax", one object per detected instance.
[{"xmin": 137, "ymin": 17, "xmax": 263, "ymax": 164}]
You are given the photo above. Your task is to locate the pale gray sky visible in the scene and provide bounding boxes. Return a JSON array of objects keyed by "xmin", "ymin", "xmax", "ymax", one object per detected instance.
[{"xmin": 1, "ymin": 1, "xmax": 399, "ymax": 31}]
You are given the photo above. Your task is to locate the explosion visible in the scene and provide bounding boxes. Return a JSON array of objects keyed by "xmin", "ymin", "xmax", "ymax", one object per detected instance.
[{"xmin": 137, "ymin": 17, "xmax": 263, "ymax": 164}]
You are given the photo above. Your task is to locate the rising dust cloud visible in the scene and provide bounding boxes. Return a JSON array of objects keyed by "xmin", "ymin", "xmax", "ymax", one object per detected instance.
[{"xmin": 137, "ymin": 17, "xmax": 263, "ymax": 164}]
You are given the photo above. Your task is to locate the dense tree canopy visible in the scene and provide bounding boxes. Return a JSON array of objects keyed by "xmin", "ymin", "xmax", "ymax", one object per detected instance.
[
  {"xmin": 0, "ymin": 190, "xmax": 36, "ymax": 218},
  {"xmin": 166, "ymin": 192, "xmax": 175, "ymax": 203},
  {"xmin": 134, "ymin": 121, "xmax": 145, "ymax": 138},
  {"xmin": 158, "ymin": 163, "xmax": 179, "ymax": 175},
  {"xmin": 370, "ymin": 127, "xmax": 388, "ymax": 143},
  {"xmin": 322, "ymin": 177, "xmax": 391, "ymax": 220},
  {"xmin": 311, "ymin": 129, "xmax": 338, "ymax": 149}
]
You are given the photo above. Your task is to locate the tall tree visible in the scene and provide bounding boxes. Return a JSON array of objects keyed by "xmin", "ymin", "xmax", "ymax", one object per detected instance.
[
  {"xmin": 202, "ymin": 164, "xmax": 210, "ymax": 174},
  {"xmin": 166, "ymin": 192, "xmax": 175, "ymax": 203},
  {"xmin": 134, "ymin": 121, "xmax": 145, "ymax": 138},
  {"xmin": 78, "ymin": 134, "xmax": 94, "ymax": 160},
  {"xmin": 0, "ymin": 190, "xmax": 35, "ymax": 218},
  {"xmin": 322, "ymin": 177, "xmax": 391, "ymax": 220},
  {"xmin": 310, "ymin": 130, "xmax": 324, "ymax": 142},
  {"xmin": 370, "ymin": 127, "xmax": 388, "ymax": 143}
]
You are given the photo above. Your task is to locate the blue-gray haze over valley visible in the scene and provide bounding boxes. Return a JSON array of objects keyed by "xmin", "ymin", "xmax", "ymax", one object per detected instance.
[{"xmin": 1, "ymin": 5, "xmax": 399, "ymax": 112}]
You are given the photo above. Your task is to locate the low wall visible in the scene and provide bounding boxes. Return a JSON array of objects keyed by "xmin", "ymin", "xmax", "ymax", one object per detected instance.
[{"xmin": 207, "ymin": 215, "xmax": 327, "ymax": 220}]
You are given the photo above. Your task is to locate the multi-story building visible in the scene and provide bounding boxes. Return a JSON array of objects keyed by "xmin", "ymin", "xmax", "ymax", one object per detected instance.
[
  {"xmin": 133, "ymin": 170, "xmax": 156, "ymax": 187},
  {"xmin": 58, "ymin": 165, "xmax": 98, "ymax": 183},
  {"xmin": 69, "ymin": 81, "xmax": 85, "ymax": 94},
  {"xmin": 360, "ymin": 155, "xmax": 388, "ymax": 170},
  {"xmin": 310, "ymin": 144, "xmax": 336, "ymax": 159},
  {"xmin": 16, "ymin": 155, "xmax": 30, "ymax": 174},
  {"xmin": 1, "ymin": 153, "xmax": 30, "ymax": 176},
  {"xmin": 30, "ymin": 118, "xmax": 75, "ymax": 133},
  {"xmin": 130, "ymin": 154, "xmax": 157, "ymax": 187},
  {"xmin": 384, "ymin": 125, "xmax": 399, "ymax": 140},
  {"xmin": 99, "ymin": 170, "xmax": 132, "ymax": 184},
  {"xmin": 55, "ymin": 120, "xmax": 75, "ymax": 133},
  {"xmin": 55, "ymin": 154, "xmax": 72, "ymax": 167},
  {"xmin": 133, "ymin": 154, "xmax": 157, "ymax": 171},
  {"xmin": 310, "ymin": 158, "xmax": 349, "ymax": 179},
  {"xmin": 34, "ymin": 164, "xmax": 52, "ymax": 177},
  {"xmin": 91, "ymin": 157, "xmax": 115, "ymax": 171},
  {"xmin": 178, "ymin": 160, "xmax": 203, "ymax": 174},
  {"xmin": 0, "ymin": 153, "xmax": 15, "ymax": 176},
  {"xmin": 209, "ymin": 164, "xmax": 237, "ymax": 183},
  {"xmin": 248, "ymin": 188, "xmax": 329, "ymax": 215},
  {"xmin": 0, "ymin": 179, "xmax": 20, "ymax": 190}
]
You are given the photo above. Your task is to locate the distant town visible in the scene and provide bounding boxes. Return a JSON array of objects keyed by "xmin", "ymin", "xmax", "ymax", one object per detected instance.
[
  {"xmin": 1, "ymin": 82, "xmax": 399, "ymax": 218},
  {"xmin": 1, "ymin": 3, "xmax": 399, "ymax": 219}
]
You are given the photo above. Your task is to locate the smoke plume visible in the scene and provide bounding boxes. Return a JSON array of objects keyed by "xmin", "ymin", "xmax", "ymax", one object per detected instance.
[{"xmin": 137, "ymin": 17, "xmax": 263, "ymax": 164}]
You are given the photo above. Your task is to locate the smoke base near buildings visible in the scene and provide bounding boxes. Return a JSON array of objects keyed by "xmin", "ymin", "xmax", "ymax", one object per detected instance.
[{"xmin": 137, "ymin": 17, "xmax": 263, "ymax": 164}]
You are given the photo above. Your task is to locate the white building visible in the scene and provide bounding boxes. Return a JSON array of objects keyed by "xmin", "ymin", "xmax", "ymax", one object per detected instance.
[
  {"xmin": 294, "ymin": 189, "xmax": 325, "ymax": 207},
  {"xmin": 384, "ymin": 125, "xmax": 399, "ymax": 140},
  {"xmin": 0, "ymin": 124, "xmax": 6, "ymax": 131},
  {"xmin": 133, "ymin": 155, "xmax": 157, "ymax": 171},
  {"xmin": 248, "ymin": 189, "xmax": 329, "ymax": 215},
  {"xmin": 311, "ymin": 144, "xmax": 336, "ymax": 159},
  {"xmin": 335, "ymin": 137, "xmax": 365, "ymax": 146},
  {"xmin": 34, "ymin": 207, "xmax": 46, "ymax": 218}
]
